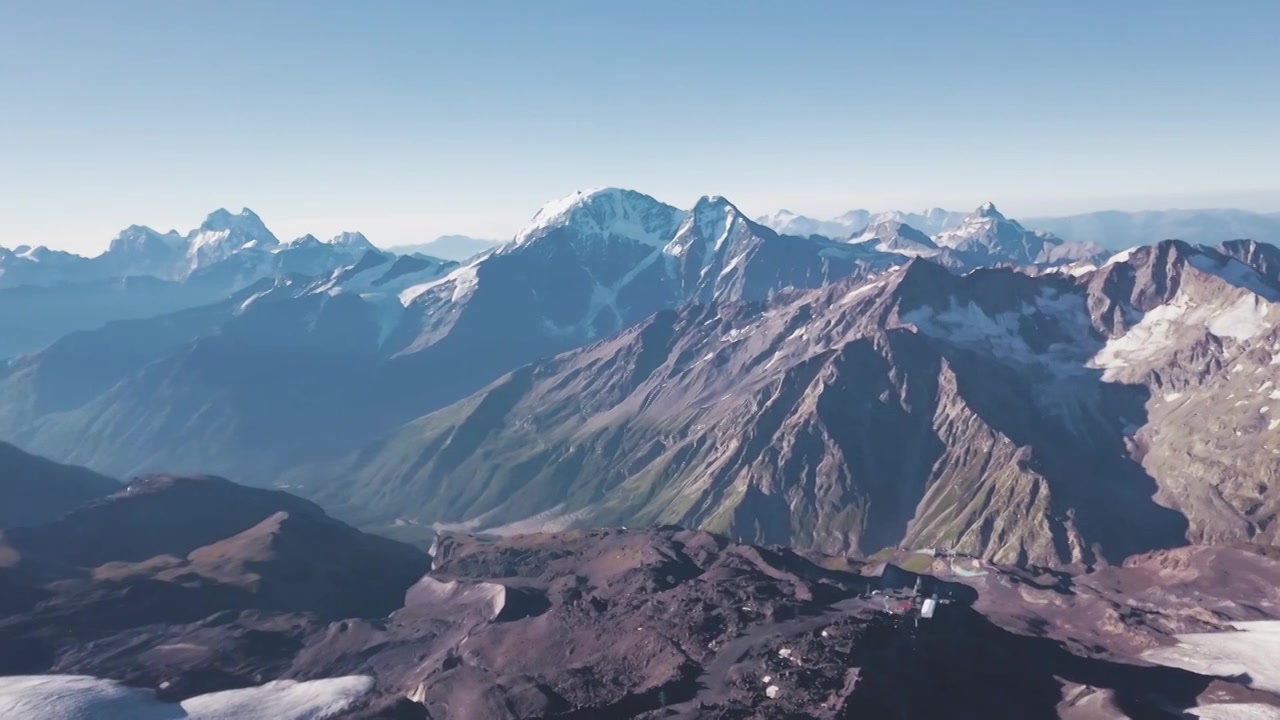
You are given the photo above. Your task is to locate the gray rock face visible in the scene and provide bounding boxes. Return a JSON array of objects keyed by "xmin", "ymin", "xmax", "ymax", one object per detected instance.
[{"xmin": 307, "ymin": 238, "xmax": 1280, "ymax": 566}]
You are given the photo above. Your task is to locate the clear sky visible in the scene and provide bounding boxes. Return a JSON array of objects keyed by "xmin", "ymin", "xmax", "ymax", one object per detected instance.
[{"xmin": 3, "ymin": 1, "xmax": 1278, "ymax": 254}]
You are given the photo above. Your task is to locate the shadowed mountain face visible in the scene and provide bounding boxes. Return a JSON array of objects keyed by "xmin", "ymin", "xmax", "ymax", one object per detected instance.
[
  {"xmin": 303, "ymin": 239, "xmax": 1280, "ymax": 566},
  {"xmin": 0, "ymin": 441, "xmax": 118, "ymax": 530},
  {"xmin": 3, "ymin": 516, "xmax": 1277, "ymax": 719},
  {"xmin": 0, "ymin": 473, "xmax": 429, "ymax": 680}
]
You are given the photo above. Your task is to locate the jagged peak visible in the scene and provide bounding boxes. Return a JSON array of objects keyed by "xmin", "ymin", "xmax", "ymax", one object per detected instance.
[
  {"xmin": 973, "ymin": 202, "xmax": 1006, "ymax": 221},
  {"xmin": 190, "ymin": 207, "xmax": 278, "ymax": 256},
  {"xmin": 329, "ymin": 231, "xmax": 374, "ymax": 248},
  {"xmin": 213, "ymin": 206, "xmax": 258, "ymax": 218},
  {"xmin": 691, "ymin": 194, "xmax": 747, "ymax": 218},
  {"xmin": 199, "ymin": 207, "xmax": 266, "ymax": 230},
  {"xmin": 106, "ymin": 223, "xmax": 185, "ymax": 254}
]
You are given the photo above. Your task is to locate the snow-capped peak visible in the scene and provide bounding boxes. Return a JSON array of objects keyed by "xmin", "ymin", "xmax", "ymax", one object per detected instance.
[
  {"xmin": 512, "ymin": 188, "xmax": 687, "ymax": 248},
  {"xmin": 327, "ymin": 231, "xmax": 376, "ymax": 251},
  {"xmin": 283, "ymin": 232, "xmax": 375, "ymax": 252},
  {"xmin": 188, "ymin": 207, "xmax": 279, "ymax": 268},
  {"xmin": 106, "ymin": 224, "xmax": 186, "ymax": 254},
  {"xmin": 663, "ymin": 195, "xmax": 761, "ymax": 260},
  {"xmin": 974, "ymin": 201, "xmax": 1005, "ymax": 220},
  {"xmin": 849, "ymin": 220, "xmax": 939, "ymax": 257}
]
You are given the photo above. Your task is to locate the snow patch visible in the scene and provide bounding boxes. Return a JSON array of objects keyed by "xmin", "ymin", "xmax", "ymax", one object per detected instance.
[
  {"xmin": 1188, "ymin": 705, "xmax": 1280, "ymax": 720},
  {"xmin": 1208, "ymin": 294, "xmax": 1271, "ymax": 340},
  {"xmin": 1142, "ymin": 621, "xmax": 1280, "ymax": 694},
  {"xmin": 0, "ymin": 674, "xmax": 373, "ymax": 720},
  {"xmin": 1103, "ymin": 247, "xmax": 1138, "ymax": 267},
  {"xmin": 398, "ymin": 262, "xmax": 479, "ymax": 306},
  {"xmin": 1189, "ymin": 253, "xmax": 1280, "ymax": 301},
  {"xmin": 515, "ymin": 188, "xmax": 687, "ymax": 248},
  {"xmin": 840, "ymin": 281, "xmax": 884, "ymax": 305},
  {"xmin": 1090, "ymin": 292, "xmax": 1197, "ymax": 381}
]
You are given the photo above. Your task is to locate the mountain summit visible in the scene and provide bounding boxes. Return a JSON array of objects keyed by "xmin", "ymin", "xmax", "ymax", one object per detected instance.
[
  {"xmin": 933, "ymin": 203, "xmax": 1101, "ymax": 265},
  {"xmin": 513, "ymin": 188, "xmax": 688, "ymax": 248},
  {"xmin": 186, "ymin": 207, "xmax": 279, "ymax": 268}
]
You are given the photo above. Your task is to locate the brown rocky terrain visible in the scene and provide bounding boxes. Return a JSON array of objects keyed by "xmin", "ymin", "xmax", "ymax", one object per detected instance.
[{"xmin": 2, "ymin": 484, "xmax": 1279, "ymax": 719}]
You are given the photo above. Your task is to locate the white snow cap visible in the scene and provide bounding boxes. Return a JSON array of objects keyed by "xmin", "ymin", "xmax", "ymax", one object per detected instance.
[
  {"xmin": 327, "ymin": 231, "xmax": 376, "ymax": 250},
  {"xmin": 974, "ymin": 201, "xmax": 1005, "ymax": 219},
  {"xmin": 513, "ymin": 188, "xmax": 687, "ymax": 247}
]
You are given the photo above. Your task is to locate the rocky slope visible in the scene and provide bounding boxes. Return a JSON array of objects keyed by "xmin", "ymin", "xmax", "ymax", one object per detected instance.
[
  {"xmin": 305, "ymin": 238, "xmax": 1280, "ymax": 566},
  {"xmin": 2, "ymin": 516, "xmax": 1278, "ymax": 719},
  {"xmin": 0, "ymin": 473, "xmax": 429, "ymax": 656}
]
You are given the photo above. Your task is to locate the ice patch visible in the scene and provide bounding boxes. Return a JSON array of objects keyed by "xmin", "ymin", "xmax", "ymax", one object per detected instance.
[
  {"xmin": 1189, "ymin": 705, "xmax": 1280, "ymax": 720},
  {"xmin": 237, "ymin": 289, "xmax": 272, "ymax": 313},
  {"xmin": 1208, "ymin": 295, "xmax": 1271, "ymax": 340},
  {"xmin": 1143, "ymin": 621, "xmax": 1280, "ymax": 694},
  {"xmin": 1103, "ymin": 247, "xmax": 1138, "ymax": 267},
  {"xmin": 182, "ymin": 676, "xmax": 375, "ymax": 719},
  {"xmin": 398, "ymin": 262, "xmax": 479, "ymax": 306},
  {"xmin": 1189, "ymin": 253, "xmax": 1280, "ymax": 302},
  {"xmin": 0, "ymin": 674, "xmax": 374, "ymax": 720},
  {"xmin": 1163, "ymin": 392, "xmax": 1184, "ymax": 402},
  {"xmin": 904, "ymin": 288, "xmax": 1095, "ymax": 378},
  {"xmin": 1090, "ymin": 293, "xmax": 1195, "ymax": 381},
  {"xmin": 840, "ymin": 281, "xmax": 884, "ymax": 305}
]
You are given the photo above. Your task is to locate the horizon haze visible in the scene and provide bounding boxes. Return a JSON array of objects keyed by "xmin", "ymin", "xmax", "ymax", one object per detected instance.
[{"xmin": 3, "ymin": 0, "xmax": 1278, "ymax": 252}]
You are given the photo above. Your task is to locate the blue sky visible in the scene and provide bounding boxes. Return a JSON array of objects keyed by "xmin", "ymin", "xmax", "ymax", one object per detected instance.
[{"xmin": 3, "ymin": 1, "xmax": 1278, "ymax": 253}]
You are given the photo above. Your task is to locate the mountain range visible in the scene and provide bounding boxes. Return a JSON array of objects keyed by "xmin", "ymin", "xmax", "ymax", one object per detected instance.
[
  {"xmin": 5, "ymin": 188, "xmax": 1280, "ymax": 717},
  {"xmin": 757, "ymin": 206, "xmax": 1280, "ymax": 251},
  {"xmin": 299, "ymin": 237, "xmax": 1280, "ymax": 566},
  {"xmin": 0, "ymin": 191, "xmax": 1106, "ymax": 487},
  {"xmin": 0, "ymin": 209, "xmax": 417, "ymax": 359},
  {"xmin": 2, "ymin": 188, "xmax": 1279, "ymax": 568},
  {"xmin": 385, "ymin": 235, "xmax": 500, "ymax": 262}
]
